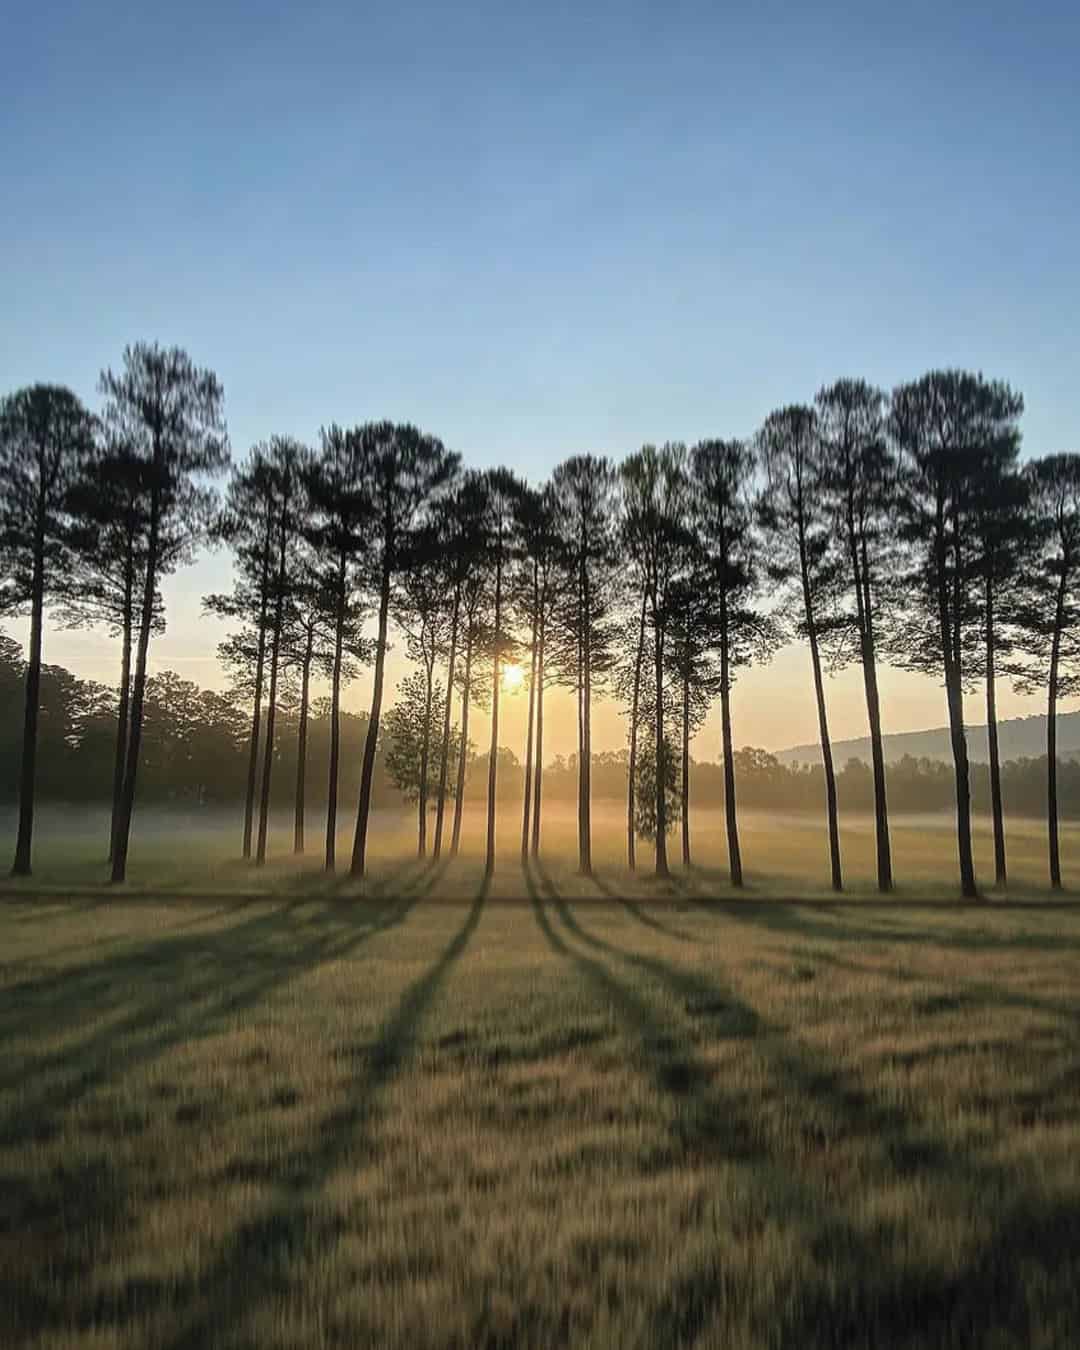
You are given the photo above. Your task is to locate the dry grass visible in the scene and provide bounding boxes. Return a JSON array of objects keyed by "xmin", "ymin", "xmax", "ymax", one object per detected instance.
[{"xmin": 3, "ymin": 836, "xmax": 1080, "ymax": 1347}]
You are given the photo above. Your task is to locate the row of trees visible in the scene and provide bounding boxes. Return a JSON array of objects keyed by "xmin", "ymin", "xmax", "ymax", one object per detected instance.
[{"xmin": 2, "ymin": 353, "xmax": 1077, "ymax": 893}]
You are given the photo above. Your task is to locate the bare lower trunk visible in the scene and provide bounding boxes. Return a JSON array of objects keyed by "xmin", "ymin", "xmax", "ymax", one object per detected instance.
[
  {"xmin": 985, "ymin": 580, "xmax": 1006, "ymax": 887},
  {"xmin": 418, "ymin": 664, "xmax": 434, "ymax": 857},
  {"xmin": 109, "ymin": 588, "xmax": 133, "ymax": 865},
  {"xmin": 433, "ymin": 583, "xmax": 461, "ymax": 858},
  {"xmin": 11, "ymin": 543, "xmax": 44, "ymax": 877},
  {"xmin": 1047, "ymin": 568, "xmax": 1067, "ymax": 889},
  {"xmin": 112, "ymin": 459, "xmax": 163, "ymax": 884},
  {"xmin": 451, "ymin": 629, "xmax": 474, "ymax": 857},
  {"xmin": 681, "ymin": 669, "xmax": 690, "ymax": 867},
  {"xmin": 627, "ymin": 592, "xmax": 646, "ymax": 870},
  {"xmin": 242, "ymin": 533, "xmax": 272, "ymax": 860},
  {"xmin": 521, "ymin": 600, "xmax": 538, "ymax": 862},
  {"xmin": 294, "ymin": 634, "xmax": 312, "ymax": 855},
  {"xmin": 654, "ymin": 606, "xmax": 669, "ymax": 878},
  {"xmin": 485, "ymin": 552, "xmax": 503, "ymax": 879},
  {"xmin": 351, "ymin": 556, "xmax": 391, "ymax": 877},
  {"xmin": 852, "ymin": 526, "xmax": 891, "ymax": 891},
  {"xmin": 256, "ymin": 523, "xmax": 288, "ymax": 865},
  {"xmin": 720, "ymin": 597, "xmax": 742, "ymax": 887},
  {"xmin": 531, "ymin": 615, "xmax": 544, "ymax": 858},
  {"xmin": 325, "ymin": 554, "xmax": 346, "ymax": 871}
]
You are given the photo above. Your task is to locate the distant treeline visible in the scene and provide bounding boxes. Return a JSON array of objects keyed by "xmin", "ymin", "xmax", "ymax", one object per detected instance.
[{"xmin": 5, "ymin": 644, "xmax": 1080, "ymax": 822}]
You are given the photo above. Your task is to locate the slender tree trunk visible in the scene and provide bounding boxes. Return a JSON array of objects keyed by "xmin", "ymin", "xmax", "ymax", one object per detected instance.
[
  {"xmin": 109, "ymin": 566, "xmax": 134, "ymax": 865},
  {"xmin": 856, "ymin": 532, "xmax": 892, "ymax": 891},
  {"xmin": 418, "ymin": 656, "xmax": 434, "ymax": 857},
  {"xmin": 798, "ymin": 518, "xmax": 841, "ymax": 891},
  {"xmin": 242, "ymin": 533, "xmax": 272, "ymax": 859},
  {"xmin": 351, "ymin": 553, "xmax": 391, "ymax": 877},
  {"xmin": 112, "ymin": 455, "xmax": 163, "ymax": 885},
  {"xmin": 935, "ymin": 528, "xmax": 977, "ymax": 898},
  {"xmin": 256, "ymin": 516, "xmax": 288, "ymax": 865},
  {"xmin": 11, "ymin": 535, "xmax": 45, "ymax": 877},
  {"xmin": 294, "ymin": 628, "xmax": 313, "ymax": 855},
  {"xmin": 433, "ymin": 581, "xmax": 461, "ymax": 858},
  {"xmin": 627, "ymin": 590, "xmax": 647, "ymax": 870},
  {"xmin": 654, "ymin": 601, "xmax": 670, "ymax": 878},
  {"xmin": 485, "ymin": 546, "xmax": 503, "ymax": 879},
  {"xmin": 1047, "ymin": 566, "xmax": 1067, "ymax": 889},
  {"xmin": 719, "ymin": 593, "xmax": 743, "ymax": 887},
  {"xmin": 681, "ymin": 666, "xmax": 691, "ymax": 868},
  {"xmin": 451, "ymin": 627, "xmax": 473, "ymax": 857},
  {"xmin": 531, "ymin": 609, "xmax": 544, "ymax": 858},
  {"xmin": 985, "ymin": 577, "xmax": 1006, "ymax": 887},
  {"xmin": 325, "ymin": 552, "xmax": 346, "ymax": 871},
  {"xmin": 521, "ymin": 580, "xmax": 538, "ymax": 862},
  {"xmin": 581, "ymin": 567, "xmax": 593, "ymax": 875}
]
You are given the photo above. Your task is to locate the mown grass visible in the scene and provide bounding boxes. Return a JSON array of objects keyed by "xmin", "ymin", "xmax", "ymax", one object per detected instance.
[{"xmin": 3, "ymin": 851, "xmax": 1080, "ymax": 1347}]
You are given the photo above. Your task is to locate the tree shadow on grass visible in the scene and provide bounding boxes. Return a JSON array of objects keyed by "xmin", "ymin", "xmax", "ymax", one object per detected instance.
[
  {"xmin": 589, "ymin": 871, "xmax": 697, "ymax": 942},
  {"xmin": 1, "ymin": 861, "xmax": 468, "ymax": 1344},
  {"xmin": 533, "ymin": 861, "xmax": 1080, "ymax": 1347},
  {"xmin": 155, "ymin": 873, "xmax": 490, "ymax": 1350}
]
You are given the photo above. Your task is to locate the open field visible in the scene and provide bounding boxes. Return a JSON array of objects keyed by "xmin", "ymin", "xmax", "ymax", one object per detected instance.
[
  {"xmin": 3, "ymin": 802, "xmax": 1080, "ymax": 897},
  {"xmin": 3, "ymin": 855, "xmax": 1080, "ymax": 1347}
]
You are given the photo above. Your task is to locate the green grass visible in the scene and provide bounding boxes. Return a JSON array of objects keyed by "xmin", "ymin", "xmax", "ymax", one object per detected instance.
[{"xmin": 3, "ymin": 849, "xmax": 1080, "ymax": 1347}]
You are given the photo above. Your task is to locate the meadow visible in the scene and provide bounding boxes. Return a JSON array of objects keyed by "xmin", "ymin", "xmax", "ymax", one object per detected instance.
[{"xmin": 3, "ymin": 805, "xmax": 1080, "ymax": 1347}]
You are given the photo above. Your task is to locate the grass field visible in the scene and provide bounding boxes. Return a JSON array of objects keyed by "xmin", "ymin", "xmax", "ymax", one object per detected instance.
[
  {"xmin": 3, "ymin": 800, "xmax": 1079, "ymax": 896},
  {"xmin": 3, "ymin": 826, "xmax": 1080, "ymax": 1346}
]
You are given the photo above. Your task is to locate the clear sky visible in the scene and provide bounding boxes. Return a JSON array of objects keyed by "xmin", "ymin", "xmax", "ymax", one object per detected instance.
[{"xmin": 3, "ymin": 0, "xmax": 1078, "ymax": 759}]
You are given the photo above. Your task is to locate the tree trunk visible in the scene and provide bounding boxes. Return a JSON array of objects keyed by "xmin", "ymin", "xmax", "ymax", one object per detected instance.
[
  {"xmin": 798, "ymin": 515, "xmax": 841, "ymax": 892},
  {"xmin": 521, "ymin": 577, "xmax": 538, "ymax": 862},
  {"xmin": 1047, "ymin": 565, "xmax": 1067, "ymax": 889},
  {"xmin": 654, "ymin": 600, "xmax": 670, "ymax": 878},
  {"xmin": 627, "ymin": 591, "xmax": 647, "ymax": 870},
  {"xmin": 351, "ymin": 552, "xmax": 391, "ymax": 877},
  {"xmin": 581, "ymin": 564, "xmax": 593, "ymax": 876},
  {"xmin": 681, "ymin": 666, "xmax": 691, "ymax": 868},
  {"xmin": 856, "ymin": 533, "xmax": 892, "ymax": 891},
  {"xmin": 112, "ymin": 448, "xmax": 164, "ymax": 885},
  {"xmin": 418, "ymin": 655, "xmax": 434, "ymax": 857},
  {"xmin": 719, "ymin": 593, "xmax": 743, "ymax": 887},
  {"xmin": 935, "ymin": 533, "xmax": 977, "ymax": 898},
  {"xmin": 531, "ymin": 609, "xmax": 544, "ymax": 858},
  {"xmin": 325, "ymin": 554, "xmax": 346, "ymax": 871},
  {"xmin": 11, "ymin": 536, "xmax": 45, "ymax": 877},
  {"xmin": 294, "ymin": 626, "xmax": 313, "ymax": 855},
  {"xmin": 451, "ymin": 627, "xmax": 473, "ymax": 857},
  {"xmin": 256, "ymin": 512, "xmax": 288, "ymax": 866},
  {"xmin": 433, "ymin": 581, "xmax": 461, "ymax": 858},
  {"xmin": 109, "ymin": 593, "xmax": 133, "ymax": 866},
  {"xmin": 485, "ymin": 546, "xmax": 503, "ymax": 879},
  {"xmin": 242, "ymin": 529, "xmax": 272, "ymax": 859},
  {"xmin": 985, "ymin": 577, "xmax": 1006, "ymax": 887}
]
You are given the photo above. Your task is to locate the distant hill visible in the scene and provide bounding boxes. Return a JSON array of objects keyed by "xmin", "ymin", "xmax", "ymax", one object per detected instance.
[{"xmin": 776, "ymin": 710, "xmax": 1080, "ymax": 767}]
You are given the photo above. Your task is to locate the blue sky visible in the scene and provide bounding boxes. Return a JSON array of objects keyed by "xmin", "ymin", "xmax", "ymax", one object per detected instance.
[{"xmin": 3, "ymin": 0, "xmax": 1079, "ymax": 751}]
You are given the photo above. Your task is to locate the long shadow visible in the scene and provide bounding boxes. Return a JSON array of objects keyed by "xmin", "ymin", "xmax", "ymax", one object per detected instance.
[
  {"xmin": 0, "ymin": 863, "xmax": 447, "ymax": 1149},
  {"xmin": 589, "ymin": 870, "xmax": 696, "ymax": 942},
  {"xmin": 535, "ymin": 862, "xmax": 1080, "ymax": 1346},
  {"xmin": 686, "ymin": 894, "xmax": 1080, "ymax": 953},
  {"xmin": 157, "ymin": 874, "xmax": 489, "ymax": 1350},
  {"xmin": 3, "ymin": 866, "xmax": 461, "ymax": 1341}
]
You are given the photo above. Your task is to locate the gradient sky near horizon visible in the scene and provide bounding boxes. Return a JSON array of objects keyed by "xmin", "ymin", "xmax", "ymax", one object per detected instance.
[{"xmin": 3, "ymin": 0, "xmax": 1079, "ymax": 761}]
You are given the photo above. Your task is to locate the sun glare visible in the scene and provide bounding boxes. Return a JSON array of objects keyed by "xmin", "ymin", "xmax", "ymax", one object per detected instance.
[{"xmin": 501, "ymin": 662, "xmax": 525, "ymax": 693}]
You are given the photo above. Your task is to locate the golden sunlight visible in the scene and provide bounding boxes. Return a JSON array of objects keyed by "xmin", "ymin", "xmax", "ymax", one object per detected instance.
[{"xmin": 501, "ymin": 661, "xmax": 526, "ymax": 693}]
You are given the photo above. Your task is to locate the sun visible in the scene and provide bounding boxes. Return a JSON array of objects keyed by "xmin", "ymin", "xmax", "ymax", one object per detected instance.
[{"xmin": 501, "ymin": 662, "xmax": 526, "ymax": 693}]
